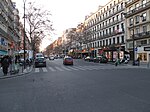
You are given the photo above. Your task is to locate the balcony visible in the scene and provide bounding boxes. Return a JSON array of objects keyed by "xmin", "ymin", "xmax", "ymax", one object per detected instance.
[
  {"xmin": 125, "ymin": 1, "xmax": 150, "ymax": 18},
  {"xmin": 125, "ymin": 0, "xmax": 139, "ymax": 7},
  {"xmin": 127, "ymin": 31, "xmax": 150, "ymax": 41}
]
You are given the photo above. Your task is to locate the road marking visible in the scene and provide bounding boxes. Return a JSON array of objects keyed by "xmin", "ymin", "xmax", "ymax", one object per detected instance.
[
  {"xmin": 55, "ymin": 66, "xmax": 64, "ymax": 71},
  {"xmin": 73, "ymin": 66, "xmax": 86, "ymax": 70},
  {"xmin": 61, "ymin": 66, "xmax": 71, "ymax": 71},
  {"xmin": 35, "ymin": 68, "xmax": 39, "ymax": 72},
  {"xmin": 66, "ymin": 66, "xmax": 78, "ymax": 70},
  {"xmin": 42, "ymin": 68, "xmax": 48, "ymax": 72},
  {"xmin": 49, "ymin": 67, "xmax": 56, "ymax": 72}
]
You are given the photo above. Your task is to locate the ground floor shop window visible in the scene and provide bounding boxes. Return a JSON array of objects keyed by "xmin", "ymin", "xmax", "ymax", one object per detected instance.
[{"xmin": 138, "ymin": 53, "xmax": 147, "ymax": 61}]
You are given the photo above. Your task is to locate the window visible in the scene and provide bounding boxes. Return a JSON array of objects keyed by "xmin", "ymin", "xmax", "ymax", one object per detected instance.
[
  {"xmin": 142, "ymin": 0, "xmax": 146, "ymax": 7},
  {"xmin": 107, "ymin": 6, "xmax": 109, "ymax": 10},
  {"xmin": 106, "ymin": 39, "xmax": 108, "ymax": 46},
  {"xmin": 113, "ymin": 38, "xmax": 115, "ymax": 44},
  {"xmin": 106, "ymin": 12, "xmax": 107, "ymax": 17},
  {"xmin": 113, "ymin": 26, "xmax": 115, "ymax": 32},
  {"xmin": 100, "ymin": 41, "xmax": 102, "ymax": 46},
  {"xmin": 109, "ymin": 10, "xmax": 111, "ymax": 15},
  {"xmin": 98, "ymin": 41, "xmax": 99, "ymax": 47},
  {"xmin": 113, "ymin": 8, "xmax": 115, "ymax": 13},
  {"xmin": 109, "ymin": 19, "xmax": 111, "ymax": 24},
  {"xmin": 103, "ymin": 30, "xmax": 105, "ymax": 36},
  {"xmin": 141, "ymin": 40, "xmax": 147, "ymax": 45},
  {"xmin": 121, "ymin": 23, "xmax": 124, "ymax": 31},
  {"xmin": 121, "ymin": 36, "xmax": 124, "ymax": 43},
  {"xmin": 143, "ymin": 25, "xmax": 147, "ymax": 32},
  {"xmin": 113, "ymin": 17, "xmax": 115, "ymax": 22},
  {"xmin": 103, "ymin": 22, "xmax": 104, "ymax": 27},
  {"xmin": 135, "ymin": 3, "xmax": 139, "ymax": 10},
  {"xmin": 135, "ymin": 15, "xmax": 139, "ymax": 24},
  {"xmin": 135, "ymin": 27, "xmax": 140, "ymax": 34},
  {"xmin": 116, "ymin": 15, "xmax": 119, "ymax": 21},
  {"xmin": 109, "ymin": 38, "xmax": 111, "ymax": 45},
  {"xmin": 103, "ymin": 40, "xmax": 105, "ymax": 46},
  {"xmin": 110, "ymin": 3, "xmax": 112, "ymax": 8},
  {"xmin": 141, "ymin": 13, "xmax": 147, "ymax": 21},
  {"xmin": 117, "ymin": 37, "xmax": 120, "ymax": 44},
  {"xmin": 121, "ymin": 3, "xmax": 123, "ymax": 9},
  {"xmin": 121, "ymin": 13, "xmax": 123, "ymax": 19},
  {"xmin": 117, "ymin": 5, "xmax": 119, "ymax": 11},
  {"xmin": 109, "ymin": 28, "xmax": 111, "ymax": 34},
  {"xmin": 105, "ymin": 21, "xmax": 107, "ymax": 26},
  {"xmin": 117, "ymin": 25, "xmax": 119, "ymax": 30},
  {"xmin": 129, "ymin": 18, "xmax": 133, "ymax": 26},
  {"xmin": 106, "ymin": 29, "xmax": 108, "ymax": 34},
  {"xmin": 114, "ymin": 1, "xmax": 116, "ymax": 5}
]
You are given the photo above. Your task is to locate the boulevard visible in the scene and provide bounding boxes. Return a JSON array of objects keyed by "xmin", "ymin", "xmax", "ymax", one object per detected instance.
[{"xmin": 0, "ymin": 59, "xmax": 150, "ymax": 112}]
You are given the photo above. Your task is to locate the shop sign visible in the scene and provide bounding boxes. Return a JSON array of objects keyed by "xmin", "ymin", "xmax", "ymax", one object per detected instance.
[{"xmin": 144, "ymin": 47, "xmax": 150, "ymax": 51}]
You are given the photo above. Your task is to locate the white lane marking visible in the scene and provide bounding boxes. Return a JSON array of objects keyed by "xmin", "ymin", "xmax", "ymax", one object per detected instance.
[
  {"xmin": 49, "ymin": 67, "xmax": 56, "ymax": 72},
  {"xmin": 73, "ymin": 66, "xmax": 86, "ymax": 70},
  {"xmin": 61, "ymin": 66, "xmax": 71, "ymax": 71},
  {"xmin": 66, "ymin": 66, "xmax": 78, "ymax": 70},
  {"xmin": 35, "ymin": 68, "xmax": 39, "ymax": 72},
  {"xmin": 55, "ymin": 66, "xmax": 64, "ymax": 71},
  {"xmin": 42, "ymin": 68, "xmax": 48, "ymax": 72}
]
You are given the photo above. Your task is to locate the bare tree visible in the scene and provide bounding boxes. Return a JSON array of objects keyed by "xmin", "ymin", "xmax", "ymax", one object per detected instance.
[{"xmin": 25, "ymin": 2, "xmax": 54, "ymax": 54}]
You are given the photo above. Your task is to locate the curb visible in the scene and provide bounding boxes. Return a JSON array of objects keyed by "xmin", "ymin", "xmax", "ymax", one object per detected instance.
[{"xmin": 0, "ymin": 66, "xmax": 33, "ymax": 79}]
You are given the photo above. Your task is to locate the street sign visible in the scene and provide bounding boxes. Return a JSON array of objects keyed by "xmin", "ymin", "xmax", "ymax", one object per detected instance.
[{"xmin": 135, "ymin": 47, "xmax": 138, "ymax": 51}]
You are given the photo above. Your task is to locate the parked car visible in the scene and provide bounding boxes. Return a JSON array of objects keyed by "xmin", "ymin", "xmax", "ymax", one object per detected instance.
[
  {"xmin": 49, "ymin": 56, "xmax": 55, "ymax": 60},
  {"xmin": 63, "ymin": 56, "xmax": 73, "ymax": 65},
  {"xmin": 35, "ymin": 57, "xmax": 46, "ymax": 67},
  {"xmin": 84, "ymin": 56, "xmax": 94, "ymax": 62},
  {"xmin": 93, "ymin": 56, "xmax": 101, "ymax": 63},
  {"xmin": 99, "ymin": 56, "xmax": 108, "ymax": 63},
  {"xmin": 93, "ymin": 56, "xmax": 108, "ymax": 63}
]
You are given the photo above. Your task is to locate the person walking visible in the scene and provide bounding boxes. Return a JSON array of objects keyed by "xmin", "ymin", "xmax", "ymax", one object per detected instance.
[{"xmin": 1, "ymin": 56, "xmax": 10, "ymax": 76}]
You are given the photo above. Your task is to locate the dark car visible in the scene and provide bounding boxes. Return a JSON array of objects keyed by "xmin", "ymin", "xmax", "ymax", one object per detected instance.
[
  {"xmin": 63, "ymin": 56, "xmax": 73, "ymax": 65},
  {"xmin": 35, "ymin": 57, "xmax": 46, "ymax": 67},
  {"xmin": 99, "ymin": 56, "xmax": 108, "ymax": 63},
  {"xmin": 93, "ymin": 56, "xmax": 101, "ymax": 63}
]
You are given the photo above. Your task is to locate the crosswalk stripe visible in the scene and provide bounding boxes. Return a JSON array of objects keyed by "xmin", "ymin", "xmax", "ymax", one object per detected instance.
[
  {"xmin": 55, "ymin": 66, "xmax": 64, "ymax": 71},
  {"xmin": 42, "ymin": 68, "xmax": 48, "ymax": 72},
  {"xmin": 35, "ymin": 68, "xmax": 39, "ymax": 72},
  {"xmin": 61, "ymin": 66, "xmax": 71, "ymax": 71},
  {"xmin": 49, "ymin": 67, "xmax": 56, "ymax": 72},
  {"xmin": 81, "ymin": 66, "xmax": 94, "ymax": 70},
  {"xmin": 73, "ymin": 66, "xmax": 86, "ymax": 70},
  {"xmin": 66, "ymin": 66, "xmax": 78, "ymax": 70}
]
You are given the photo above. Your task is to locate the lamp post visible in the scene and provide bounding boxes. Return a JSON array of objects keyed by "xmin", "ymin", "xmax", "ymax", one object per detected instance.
[
  {"xmin": 123, "ymin": 13, "xmax": 135, "ymax": 65},
  {"xmin": 132, "ymin": 18, "xmax": 135, "ymax": 65},
  {"xmin": 23, "ymin": 0, "xmax": 26, "ymax": 69}
]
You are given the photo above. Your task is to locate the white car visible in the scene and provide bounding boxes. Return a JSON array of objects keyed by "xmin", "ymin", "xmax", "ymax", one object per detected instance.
[{"xmin": 49, "ymin": 56, "xmax": 54, "ymax": 60}]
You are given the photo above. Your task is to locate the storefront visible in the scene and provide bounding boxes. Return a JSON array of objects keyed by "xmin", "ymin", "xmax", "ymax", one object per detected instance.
[
  {"xmin": 98, "ymin": 46, "xmax": 126, "ymax": 62},
  {"xmin": 137, "ymin": 46, "xmax": 150, "ymax": 62}
]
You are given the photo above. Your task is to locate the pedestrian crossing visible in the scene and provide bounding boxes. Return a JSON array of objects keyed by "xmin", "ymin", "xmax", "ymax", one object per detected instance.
[{"xmin": 32, "ymin": 65, "xmax": 137, "ymax": 73}]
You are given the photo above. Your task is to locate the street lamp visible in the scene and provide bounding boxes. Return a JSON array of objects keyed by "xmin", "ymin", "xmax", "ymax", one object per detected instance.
[
  {"xmin": 23, "ymin": 0, "xmax": 27, "ymax": 69},
  {"xmin": 123, "ymin": 13, "xmax": 135, "ymax": 65}
]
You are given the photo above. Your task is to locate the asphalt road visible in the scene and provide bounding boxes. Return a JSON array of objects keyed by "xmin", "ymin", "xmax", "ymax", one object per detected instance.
[{"xmin": 0, "ymin": 59, "xmax": 150, "ymax": 112}]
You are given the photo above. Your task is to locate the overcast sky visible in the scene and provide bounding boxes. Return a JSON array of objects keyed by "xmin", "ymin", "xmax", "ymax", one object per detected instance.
[{"xmin": 12, "ymin": 0, "xmax": 110, "ymax": 50}]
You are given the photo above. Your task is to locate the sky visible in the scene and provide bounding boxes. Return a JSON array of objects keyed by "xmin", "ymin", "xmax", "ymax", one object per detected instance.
[{"xmin": 12, "ymin": 0, "xmax": 110, "ymax": 51}]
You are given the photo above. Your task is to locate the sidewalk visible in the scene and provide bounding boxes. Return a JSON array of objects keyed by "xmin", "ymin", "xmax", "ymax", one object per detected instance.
[
  {"xmin": 108, "ymin": 61, "xmax": 150, "ymax": 69},
  {"xmin": 0, "ymin": 65, "xmax": 33, "ymax": 79}
]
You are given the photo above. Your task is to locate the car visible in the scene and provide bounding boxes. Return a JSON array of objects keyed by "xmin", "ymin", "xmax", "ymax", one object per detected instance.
[
  {"xmin": 93, "ymin": 56, "xmax": 101, "ymax": 63},
  {"xmin": 63, "ymin": 56, "xmax": 73, "ymax": 65},
  {"xmin": 49, "ymin": 56, "xmax": 55, "ymax": 60},
  {"xmin": 35, "ymin": 57, "xmax": 46, "ymax": 67},
  {"xmin": 99, "ymin": 56, "xmax": 108, "ymax": 63},
  {"xmin": 84, "ymin": 56, "xmax": 94, "ymax": 62}
]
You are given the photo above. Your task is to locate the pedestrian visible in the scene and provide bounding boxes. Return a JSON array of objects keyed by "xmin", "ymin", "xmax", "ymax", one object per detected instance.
[
  {"xmin": 136, "ymin": 57, "xmax": 140, "ymax": 66},
  {"xmin": 1, "ymin": 56, "xmax": 10, "ymax": 76}
]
